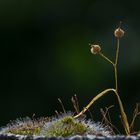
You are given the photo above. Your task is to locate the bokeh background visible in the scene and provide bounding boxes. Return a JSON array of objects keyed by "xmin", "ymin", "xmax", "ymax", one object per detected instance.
[{"xmin": 0, "ymin": 0, "xmax": 140, "ymax": 134}]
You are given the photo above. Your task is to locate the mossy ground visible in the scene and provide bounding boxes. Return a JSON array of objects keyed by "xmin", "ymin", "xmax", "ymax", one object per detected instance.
[{"xmin": 0, "ymin": 114, "xmax": 111, "ymax": 137}]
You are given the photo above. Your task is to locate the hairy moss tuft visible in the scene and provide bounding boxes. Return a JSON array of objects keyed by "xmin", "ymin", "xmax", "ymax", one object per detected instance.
[
  {"xmin": 41, "ymin": 115, "xmax": 111, "ymax": 137},
  {"xmin": 0, "ymin": 117, "xmax": 48, "ymax": 136},
  {"xmin": 41, "ymin": 116, "xmax": 88, "ymax": 137}
]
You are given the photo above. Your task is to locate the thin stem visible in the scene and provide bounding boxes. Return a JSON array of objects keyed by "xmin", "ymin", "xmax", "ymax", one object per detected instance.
[
  {"xmin": 74, "ymin": 88, "xmax": 116, "ymax": 118},
  {"xmin": 114, "ymin": 39, "xmax": 120, "ymax": 92},
  {"xmin": 81, "ymin": 25, "xmax": 130, "ymax": 134},
  {"xmin": 114, "ymin": 66, "xmax": 118, "ymax": 92},
  {"xmin": 115, "ymin": 39, "xmax": 120, "ymax": 66},
  {"xmin": 115, "ymin": 91, "xmax": 130, "ymax": 135},
  {"xmin": 114, "ymin": 38, "xmax": 130, "ymax": 135},
  {"xmin": 74, "ymin": 87, "xmax": 130, "ymax": 134},
  {"xmin": 99, "ymin": 52, "xmax": 115, "ymax": 66}
]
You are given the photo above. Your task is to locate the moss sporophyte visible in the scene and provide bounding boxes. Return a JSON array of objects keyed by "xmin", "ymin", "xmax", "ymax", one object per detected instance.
[{"xmin": 0, "ymin": 23, "xmax": 139, "ymax": 138}]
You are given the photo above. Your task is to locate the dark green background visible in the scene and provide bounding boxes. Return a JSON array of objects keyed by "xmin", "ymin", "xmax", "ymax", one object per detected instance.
[{"xmin": 0, "ymin": 0, "xmax": 140, "ymax": 134}]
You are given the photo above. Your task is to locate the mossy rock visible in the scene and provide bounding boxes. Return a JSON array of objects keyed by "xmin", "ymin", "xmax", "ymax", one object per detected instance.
[{"xmin": 0, "ymin": 114, "xmax": 112, "ymax": 138}]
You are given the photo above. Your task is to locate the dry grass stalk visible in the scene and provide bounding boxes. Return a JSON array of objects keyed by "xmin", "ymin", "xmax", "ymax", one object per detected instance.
[{"xmin": 74, "ymin": 22, "xmax": 131, "ymax": 135}]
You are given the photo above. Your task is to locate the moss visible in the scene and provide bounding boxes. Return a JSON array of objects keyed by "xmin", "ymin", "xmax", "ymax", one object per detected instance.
[
  {"xmin": 9, "ymin": 126, "xmax": 41, "ymax": 135},
  {"xmin": 42, "ymin": 116, "xmax": 89, "ymax": 137},
  {"xmin": 0, "ymin": 114, "xmax": 111, "ymax": 137},
  {"xmin": 2, "ymin": 117, "xmax": 48, "ymax": 136}
]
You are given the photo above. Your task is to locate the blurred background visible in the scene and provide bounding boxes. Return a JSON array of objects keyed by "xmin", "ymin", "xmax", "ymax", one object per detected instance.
[{"xmin": 0, "ymin": 0, "xmax": 140, "ymax": 134}]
